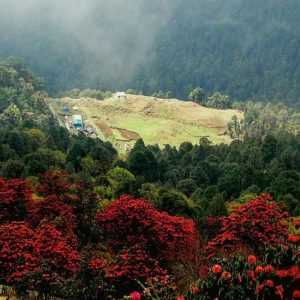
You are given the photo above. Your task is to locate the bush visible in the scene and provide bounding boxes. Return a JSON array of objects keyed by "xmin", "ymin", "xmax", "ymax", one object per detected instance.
[{"xmin": 206, "ymin": 194, "xmax": 289, "ymax": 258}]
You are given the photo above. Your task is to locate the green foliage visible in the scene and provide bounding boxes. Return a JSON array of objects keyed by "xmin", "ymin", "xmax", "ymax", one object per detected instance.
[
  {"xmin": 242, "ymin": 102, "xmax": 300, "ymax": 139},
  {"xmin": 107, "ymin": 167, "xmax": 136, "ymax": 197},
  {"xmin": 0, "ymin": 60, "xmax": 117, "ymax": 181},
  {"xmin": 188, "ymin": 87, "xmax": 205, "ymax": 104},
  {"xmin": 206, "ymin": 92, "xmax": 232, "ymax": 109},
  {"xmin": 128, "ymin": 139, "xmax": 158, "ymax": 182},
  {"xmin": 152, "ymin": 90, "xmax": 173, "ymax": 99},
  {"xmin": 61, "ymin": 89, "xmax": 112, "ymax": 100}
]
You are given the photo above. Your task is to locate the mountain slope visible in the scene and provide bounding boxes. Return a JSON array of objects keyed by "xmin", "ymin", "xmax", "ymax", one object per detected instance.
[
  {"xmin": 137, "ymin": 0, "xmax": 300, "ymax": 104},
  {"xmin": 1, "ymin": 0, "xmax": 300, "ymax": 104}
]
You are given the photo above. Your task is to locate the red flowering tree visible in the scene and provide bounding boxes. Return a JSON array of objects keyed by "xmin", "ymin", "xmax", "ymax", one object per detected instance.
[
  {"xmin": 206, "ymin": 194, "xmax": 289, "ymax": 258},
  {"xmin": 27, "ymin": 170, "xmax": 82, "ymax": 245},
  {"xmin": 96, "ymin": 195, "xmax": 199, "ymax": 264},
  {"xmin": 95, "ymin": 195, "xmax": 200, "ymax": 293},
  {"xmin": 0, "ymin": 178, "xmax": 32, "ymax": 223},
  {"xmin": 0, "ymin": 222, "xmax": 39, "ymax": 290},
  {"xmin": 27, "ymin": 194, "xmax": 77, "ymax": 245},
  {"xmin": 105, "ymin": 245, "xmax": 167, "ymax": 286},
  {"xmin": 32, "ymin": 222, "xmax": 81, "ymax": 293},
  {"xmin": 0, "ymin": 221, "xmax": 81, "ymax": 296},
  {"xmin": 191, "ymin": 254, "xmax": 300, "ymax": 300},
  {"xmin": 37, "ymin": 170, "xmax": 79, "ymax": 203}
]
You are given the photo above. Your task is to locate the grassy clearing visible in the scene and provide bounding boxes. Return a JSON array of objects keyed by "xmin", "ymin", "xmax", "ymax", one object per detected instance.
[{"xmin": 51, "ymin": 95, "xmax": 243, "ymax": 152}]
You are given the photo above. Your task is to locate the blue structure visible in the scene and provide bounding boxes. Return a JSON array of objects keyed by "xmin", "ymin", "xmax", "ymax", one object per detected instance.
[{"xmin": 72, "ymin": 115, "xmax": 84, "ymax": 130}]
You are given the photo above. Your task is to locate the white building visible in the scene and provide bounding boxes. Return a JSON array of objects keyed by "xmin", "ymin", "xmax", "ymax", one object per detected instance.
[{"xmin": 115, "ymin": 92, "xmax": 127, "ymax": 99}]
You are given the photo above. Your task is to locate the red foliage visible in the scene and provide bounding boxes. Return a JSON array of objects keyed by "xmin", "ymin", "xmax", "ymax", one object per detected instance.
[
  {"xmin": 105, "ymin": 245, "xmax": 168, "ymax": 288},
  {"xmin": 27, "ymin": 195, "xmax": 77, "ymax": 245},
  {"xmin": 211, "ymin": 264, "xmax": 222, "ymax": 274},
  {"xmin": 129, "ymin": 291, "xmax": 141, "ymax": 300},
  {"xmin": 37, "ymin": 170, "xmax": 78, "ymax": 203},
  {"xmin": 96, "ymin": 195, "xmax": 199, "ymax": 265},
  {"xmin": 89, "ymin": 258, "xmax": 107, "ymax": 273},
  {"xmin": 0, "ymin": 222, "xmax": 39, "ymax": 286},
  {"xmin": 206, "ymin": 194, "xmax": 289, "ymax": 258},
  {"xmin": 197, "ymin": 253, "xmax": 300, "ymax": 300},
  {"xmin": 95, "ymin": 195, "xmax": 199, "ymax": 294},
  {"xmin": 0, "ymin": 178, "xmax": 32, "ymax": 223},
  {"xmin": 33, "ymin": 222, "xmax": 81, "ymax": 287},
  {"xmin": 27, "ymin": 170, "xmax": 81, "ymax": 244},
  {"xmin": 288, "ymin": 234, "xmax": 300, "ymax": 245},
  {"xmin": 0, "ymin": 221, "xmax": 80, "ymax": 291}
]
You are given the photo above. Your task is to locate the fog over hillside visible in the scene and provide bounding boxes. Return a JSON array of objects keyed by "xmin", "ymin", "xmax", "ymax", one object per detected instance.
[
  {"xmin": 0, "ymin": 0, "xmax": 180, "ymax": 90},
  {"xmin": 1, "ymin": 0, "xmax": 300, "ymax": 104}
]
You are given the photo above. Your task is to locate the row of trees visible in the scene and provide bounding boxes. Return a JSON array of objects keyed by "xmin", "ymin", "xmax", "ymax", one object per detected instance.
[
  {"xmin": 60, "ymin": 89, "xmax": 113, "ymax": 100},
  {"xmin": 188, "ymin": 87, "xmax": 232, "ymax": 109},
  {"xmin": 228, "ymin": 102, "xmax": 300, "ymax": 140}
]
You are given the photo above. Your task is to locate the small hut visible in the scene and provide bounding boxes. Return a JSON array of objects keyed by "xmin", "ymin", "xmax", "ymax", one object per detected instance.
[{"xmin": 115, "ymin": 92, "xmax": 127, "ymax": 99}]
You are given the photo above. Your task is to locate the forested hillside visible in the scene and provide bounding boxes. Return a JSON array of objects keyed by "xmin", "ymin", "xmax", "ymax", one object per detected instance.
[
  {"xmin": 0, "ymin": 58, "xmax": 117, "ymax": 178},
  {"xmin": 137, "ymin": 0, "xmax": 300, "ymax": 104},
  {"xmin": 1, "ymin": 0, "xmax": 300, "ymax": 105},
  {"xmin": 0, "ymin": 60, "xmax": 299, "ymax": 300}
]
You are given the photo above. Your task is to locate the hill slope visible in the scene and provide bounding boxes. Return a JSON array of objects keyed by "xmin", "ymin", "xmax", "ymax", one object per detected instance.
[
  {"xmin": 49, "ymin": 95, "xmax": 242, "ymax": 152},
  {"xmin": 1, "ymin": 0, "xmax": 300, "ymax": 104}
]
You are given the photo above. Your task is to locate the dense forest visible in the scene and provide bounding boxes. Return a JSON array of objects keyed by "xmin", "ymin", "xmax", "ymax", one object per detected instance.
[
  {"xmin": 1, "ymin": 0, "xmax": 300, "ymax": 105},
  {"xmin": 0, "ymin": 56, "xmax": 299, "ymax": 299},
  {"xmin": 137, "ymin": 0, "xmax": 300, "ymax": 104}
]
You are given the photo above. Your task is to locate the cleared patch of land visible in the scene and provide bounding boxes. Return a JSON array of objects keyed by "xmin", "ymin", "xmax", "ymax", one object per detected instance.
[{"xmin": 50, "ymin": 94, "xmax": 243, "ymax": 152}]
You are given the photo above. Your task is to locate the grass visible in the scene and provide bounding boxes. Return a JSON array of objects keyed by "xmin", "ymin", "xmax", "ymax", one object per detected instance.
[{"xmin": 50, "ymin": 95, "xmax": 243, "ymax": 153}]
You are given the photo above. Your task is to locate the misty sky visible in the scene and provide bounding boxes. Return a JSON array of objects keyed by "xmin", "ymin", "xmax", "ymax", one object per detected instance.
[{"xmin": 0, "ymin": 0, "xmax": 182, "ymax": 89}]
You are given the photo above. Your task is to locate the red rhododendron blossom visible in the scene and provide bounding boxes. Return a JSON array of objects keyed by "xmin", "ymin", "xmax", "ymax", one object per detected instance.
[
  {"xmin": 289, "ymin": 265, "xmax": 300, "ymax": 279},
  {"xmin": 191, "ymin": 286, "xmax": 200, "ymax": 295},
  {"xmin": 247, "ymin": 270, "xmax": 255, "ymax": 281},
  {"xmin": 255, "ymin": 266, "xmax": 264, "ymax": 274},
  {"xmin": 256, "ymin": 283, "xmax": 265, "ymax": 295},
  {"xmin": 247, "ymin": 255, "xmax": 257, "ymax": 265},
  {"xmin": 288, "ymin": 234, "xmax": 300, "ymax": 244},
  {"xmin": 0, "ymin": 222, "xmax": 39, "ymax": 286},
  {"xmin": 211, "ymin": 264, "xmax": 222, "ymax": 274},
  {"xmin": 293, "ymin": 290, "xmax": 300, "ymax": 300},
  {"xmin": 276, "ymin": 269, "xmax": 289, "ymax": 278},
  {"xmin": 37, "ymin": 170, "xmax": 78, "ymax": 202},
  {"xmin": 96, "ymin": 195, "xmax": 199, "ymax": 262},
  {"xmin": 206, "ymin": 194, "xmax": 289, "ymax": 257},
  {"xmin": 275, "ymin": 285, "xmax": 284, "ymax": 300},
  {"xmin": 27, "ymin": 194, "xmax": 77, "ymax": 245},
  {"xmin": 89, "ymin": 258, "xmax": 107, "ymax": 273},
  {"xmin": 221, "ymin": 271, "xmax": 232, "ymax": 281},
  {"xmin": 96, "ymin": 195, "xmax": 199, "ymax": 277},
  {"xmin": 0, "ymin": 178, "xmax": 32, "ymax": 223},
  {"xmin": 176, "ymin": 296, "xmax": 185, "ymax": 300},
  {"xmin": 33, "ymin": 223, "xmax": 80, "ymax": 273},
  {"xmin": 105, "ymin": 245, "xmax": 168, "ymax": 291},
  {"xmin": 264, "ymin": 265, "xmax": 274, "ymax": 273},
  {"xmin": 265, "ymin": 279, "xmax": 274, "ymax": 288},
  {"xmin": 129, "ymin": 291, "xmax": 141, "ymax": 300}
]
